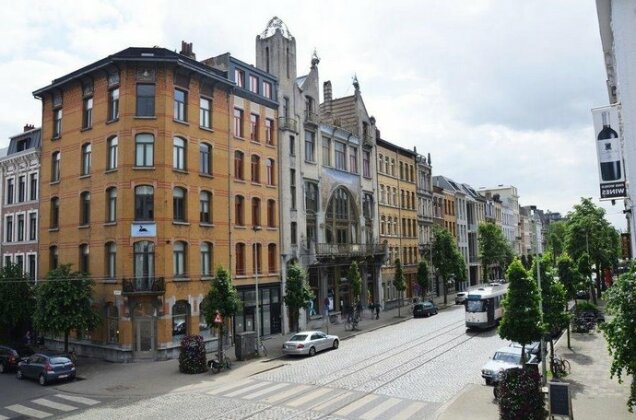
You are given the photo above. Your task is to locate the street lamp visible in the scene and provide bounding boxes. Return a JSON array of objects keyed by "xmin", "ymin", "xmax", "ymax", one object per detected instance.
[
  {"xmin": 253, "ymin": 225, "xmax": 262, "ymax": 356},
  {"xmin": 531, "ymin": 209, "xmax": 547, "ymax": 386}
]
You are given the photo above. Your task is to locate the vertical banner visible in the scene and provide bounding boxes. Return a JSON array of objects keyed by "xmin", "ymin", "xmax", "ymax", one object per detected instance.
[{"xmin": 592, "ymin": 105, "xmax": 626, "ymax": 199}]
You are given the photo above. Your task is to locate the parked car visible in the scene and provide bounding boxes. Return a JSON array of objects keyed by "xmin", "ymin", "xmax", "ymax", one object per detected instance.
[
  {"xmin": 17, "ymin": 352, "xmax": 76, "ymax": 385},
  {"xmin": 282, "ymin": 331, "xmax": 339, "ymax": 357},
  {"xmin": 455, "ymin": 292, "xmax": 468, "ymax": 305},
  {"xmin": 576, "ymin": 289, "xmax": 590, "ymax": 300},
  {"xmin": 481, "ymin": 346, "xmax": 538, "ymax": 385},
  {"xmin": 0, "ymin": 345, "xmax": 33, "ymax": 374},
  {"xmin": 509, "ymin": 341, "xmax": 542, "ymax": 361},
  {"xmin": 413, "ymin": 300, "xmax": 438, "ymax": 318}
]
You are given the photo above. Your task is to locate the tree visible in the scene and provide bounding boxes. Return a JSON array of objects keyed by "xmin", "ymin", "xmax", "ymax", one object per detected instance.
[
  {"xmin": 498, "ymin": 258, "xmax": 543, "ymax": 364},
  {"xmin": 394, "ymin": 258, "xmax": 406, "ymax": 317},
  {"xmin": 202, "ymin": 266, "xmax": 241, "ymax": 360},
  {"xmin": 0, "ymin": 263, "xmax": 34, "ymax": 342},
  {"xmin": 497, "ymin": 368, "xmax": 547, "ymax": 419},
  {"xmin": 416, "ymin": 260, "xmax": 428, "ymax": 297},
  {"xmin": 432, "ymin": 227, "xmax": 465, "ymax": 305},
  {"xmin": 478, "ymin": 223, "xmax": 509, "ymax": 281},
  {"xmin": 557, "ymin": 254, "xmax": 580, "ymax": 302},
  {"xmin": 600, "ymin": 262, "xmax": 636, "ymax": 412},
  {"xmin": 547, "ymin": 220, "xmax": 567, "ymax": 261},
  {"xmin": 283, "ymin": 263, "xmax": 314, "ymax": 332},
  {"xmin": 565, "ymin": 198, "xmax": 621, "ymax": 301},
  {"xmin": 33, "ymin": 264, "xmax": 101, "ymax": 353},
  {"xmin": 577, "ymin": 253, "xmax": 593, "ymax": 303},
  {"xmin": 349, "ymin": 261, "xmax": 362, "ymax": 304}
]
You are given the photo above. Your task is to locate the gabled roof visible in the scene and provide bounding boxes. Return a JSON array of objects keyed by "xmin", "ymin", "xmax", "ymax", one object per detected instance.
[{"xmin": 433, "ymin": 175, "xmax": 466, "ymax": 195}]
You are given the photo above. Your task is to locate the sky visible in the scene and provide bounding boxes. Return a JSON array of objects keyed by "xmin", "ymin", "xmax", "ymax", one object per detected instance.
[{"xmin": 0, "ymin": 0, "xmax": 625, "ymax": 229}]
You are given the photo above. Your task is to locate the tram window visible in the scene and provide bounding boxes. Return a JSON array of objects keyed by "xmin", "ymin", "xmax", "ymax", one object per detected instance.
[{"xmin": 466, "ymin": 300, "xmax": 484, "ymax": 312}]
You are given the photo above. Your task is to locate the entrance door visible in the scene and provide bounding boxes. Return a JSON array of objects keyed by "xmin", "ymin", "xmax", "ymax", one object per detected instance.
[{"xmin": 134, "ymin": 317, "xmax": 155, "ymax": 360}]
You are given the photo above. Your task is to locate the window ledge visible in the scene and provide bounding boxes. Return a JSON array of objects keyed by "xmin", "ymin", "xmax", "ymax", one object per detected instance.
[
  {"xmin": 173, "ymin": 119, "xmax": 189, "ymax": 126},
  {"xmin": 250, "ymin": 140, "xmax": 261, "ymax": 145},
  {"xmin": 134, "ymin": 116, "xmax": 157, "ymax": 120},
  {"xmin": 234, "ymin": 179, "xmax": 247, "ymax": 184},
  {"xmin": 266, "ymin": 184, "xmax": 276, "ymax": 189},
  {"xmin": 48, "ymin": 228, "xmax": 59, "ymax": 232},
  {"xmin": 234, "ymin": 225, "xmax": 247, "ymax": 230},
  {"xmin": 104, "ymin": 222, "xmax": 117, "ymax": 226},
  {"xmin": 199, "ymin": 126, "xmax": 214, "ymax": 132},
  {"xmin": 79, "ymin": 174, "xmax": 91, "ymax": 179},
  {"xmin": 266, "ymin": 226, "xmax": 277, "ymax": 231},
  {"xmin": 173, "ymin": 221, "xmax": 190, "ymax": 226},
  {"xmin": 50, "ymin": 180, "xmax": 60, "ymax": 185},
  {"xmin": 51, "ymin": 136, "xmax": 61, "ymax": 141},
  {"xmin": 173, "ymin": 169, "xmax": 189, "ymax": 175},
  {"xmin": 251, "ymin": 181, "xmax": 262, "ymax": 186},
  {"xmin": 304, "ymin": 160, "xmax": 317, "ymax": 165},
  {"xmin": 80, "ymin": 127, "xmax": 92, "ymax": 132},
  {"xmin": 199, "ymin": 222, "xmax": 214, "ymax": 228},
  {"xmin": 106, "ymin": 118, "xmax": 119, "ymax": 125},
  {"xmin": 78, "ymin": 224, "xmax": 90, "ymax": 229},
  {"xmin": 103, "ymin": 279, "xmax": 117, "ymax": 284},
  {"xmin": 199, "ymin": 173, "xmax": 213, "ymax": 179},
  {"xmin": 265, "ymin": 143, "xmax": 276, "ymax": 149},
  {"xmin": 200, "ymin": 276, "xmax": 214, "ymax": 282},
  {"xmin": 105, "ymin": 168, "xmax": 118, "ymax": 174},
  {"xmin": 173, "ymin": 277, "xmax": 191, "ymax": 282},
  {"xmin": 234, "ymin": 136, "xmax": 245, "ymax": 141},
  {"xmin": 133, "ymin": 166, "xmax": 155, "ymax": 170}
]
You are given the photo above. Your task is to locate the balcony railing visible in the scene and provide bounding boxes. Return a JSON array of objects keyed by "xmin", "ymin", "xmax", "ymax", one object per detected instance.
[
  {"xmin": 122, "ymin": 277, "xmax": 165, "ymax": 295},
  {"xmin": 278, "ymin": 116, "xmax": 297, "ymax": 132},
  {"xmin": 304, "ymin": 110, "xmax": 319, "ymax": 125},
  {"xmin": 315, "ymin": 242, "xmax": 387, "ymax": 258}
]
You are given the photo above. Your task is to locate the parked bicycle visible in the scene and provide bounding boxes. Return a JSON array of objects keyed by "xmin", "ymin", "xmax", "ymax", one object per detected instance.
[
  {"xmin": 255, "ymin": 340, "xmax": 268, "ymax": 357},
  {"xmin": 550, "ymin": 353, "xmax": 571, "ymax": 377},
  {"xmin": 344, "ymin": 308, "xmax": 360, "ymax": 331},
  {"xmin": 208, "ymin": 353, "xmax": 232, "ymax": 374}
]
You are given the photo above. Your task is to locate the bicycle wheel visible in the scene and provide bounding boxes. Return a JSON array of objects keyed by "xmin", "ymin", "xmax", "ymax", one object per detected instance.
[
  {"xmin": 550, "ymin": 359, "xmax": 559, "ymax": 376},
  {"xmin": 561, "ymin": 359, "xmax": 571, "ymax": 374},
  {"xmin": 261, "ymin": 343, "xmax": 268, "ymax": 357}
]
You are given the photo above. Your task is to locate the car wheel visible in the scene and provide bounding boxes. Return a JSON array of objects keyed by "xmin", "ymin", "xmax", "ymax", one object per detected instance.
[
  {"xmin": 435, "ymin": 310, "xmax": 438, "ymax": 315},
  {"xmin": 485, "ymin": 378, "xmax": 492, "ymax": 386},
  {"xmin": 0, "ymin": 362, "xmax": 5, "ymax": 374},
  {"xmin": 308, "ymin": 347, "xmax": 316, "ymax": 357},
  {"xmin": 39, "ymin": 374, "xmax": 47, "ymax": 386},
  {"xmin": 332, "ymin": 339, "xmax": 339, "ymax": 350},
  {"xmin": 16, "ymin": 369, "xmax": 23, "ymax": 380},
  {"xmin": 69, "ymin": 374, "xmax": 76, "ymax": 382}
]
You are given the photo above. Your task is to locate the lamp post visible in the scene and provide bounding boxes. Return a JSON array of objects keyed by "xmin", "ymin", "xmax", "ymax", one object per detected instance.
[
  {"xmin": 531, "ymin": 210, "xmax": 547, "ymax": 386},
  {"xmin": 253, "ymin": 225, "xmax": 262, "ymax": 356}
]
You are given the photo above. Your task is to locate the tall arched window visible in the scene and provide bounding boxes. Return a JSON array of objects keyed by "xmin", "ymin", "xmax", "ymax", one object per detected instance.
[
  {"xmin": 235, "ymin": 243, "xmax": 245, "ymax": 275},
  {"xmin": 105, "ymin": 242, "xmax": 117, "ymax": 280},
  {"xmin": 135, "ymin": 185, "xmax": 154, "ymax": 221},
  {"xmin": 234, "ymin": 151, "xmax": 244, "ymax": 180},
  {"xmin": 51, "ymin": 151, "xmax": 61, "ymax": 182},
  {"xmin": 201, "ymin": 242, "xmax": 213, "ymax": 278},
  {"xmin": 80, "ymin": 191, "xmax": 90, "ymax": 225},
  {"xmin": 251, "ymin": 155, "xmax": 260, "ymax": 183},
  {"xmin": 107, "ymin": 136, "xmax": 118, "ymax": 170},
  {"xmin": 267, "ymin": 199, "xmax": 276, "ymax": 227},
  {"xmin": 199, "ymin": 191, "xmax": 211, "ymax": 223},
  {"xmin": 173, "ymin": 187, "xmax": 187, "ymax": 222},
  {"xmin": 133, "ymin": 241, "xmax": 155, "ymax": 279},
  {"xmin": 49, "ymin": 245, "xmax": 58, "ymax": 270},
  {"xmin": 252, "ymin": 197, "xmax": 261, "ymax": 227},
  {"xmin": 173, "ymin": 137, "xmax": 186, "ymax": 170},
  {"xmin": 268, "ymin": 243, "xmax": 277, "ymax": 273},
  {"xmin": 326, "ymin": 187, "xmax": 358, "ymax": 244},
  {"xmin": 173, "ymin": 241, "xmax": 187, "ymax": 278},
  {"xmin": 50, "ymin": 197, "xmax": 60, "ymax": 229},
  {"xmin": 172, "ymin": 300, "xmax": 190, "ymax": 341},
  {"xmin": 79, "ymin": 243, "xmax": 90, "ymax": 273},
  {"xmin": 106, "ymin": 187, "xmax": 117, "ymax": 222},
  {"xmin": 235, "ymin": 195, "xmax": 244, "ymax": 226},
  {"xmin": 135, "ymin": 133, "xmax": 154, "ymax": 167},
  {"xmin": 266, "ymin": 159, "xmax": 275, "ymax": 185},
  {"xmin": 81, "ymin": 143, "xmax": 91, "ymax": 176}
]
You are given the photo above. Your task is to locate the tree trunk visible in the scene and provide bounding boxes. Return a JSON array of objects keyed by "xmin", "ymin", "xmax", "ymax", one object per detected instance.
[
  {"xmin": 398, "ymin": 291, "xmax": 401, "ymax": 317},
  {"xmin": 217, "ymin": 324, "xmax": 224, "ymax": 363},
  {"xmin": 443, "ymin": 277, "xmax": 448, "ymax": 305}
]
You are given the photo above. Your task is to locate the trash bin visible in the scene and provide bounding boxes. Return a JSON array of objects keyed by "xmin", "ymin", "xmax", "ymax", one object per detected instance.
[{"xmin": 235, "ymin": 331, "xmax": 256, "ymax": 361}]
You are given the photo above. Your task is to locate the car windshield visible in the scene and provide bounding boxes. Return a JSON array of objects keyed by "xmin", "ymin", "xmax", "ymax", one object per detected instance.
[
  {"xmin": 493, "ymin": 352, "xmax": 521, "ymax": 364},
  {"xmin": 50, "ymin": 357, "xmax": 71, "ymax": 364},
  {"xmin": 423, "ymin": 302, "xmax": 433, "ymax": 307},
  {"xmin": 466, "ymin": 300, "xmax": 484, "ymax": 312},
  {"xmin": 289, "ymin": 334, "xmax": 308, "ymax": 342}
]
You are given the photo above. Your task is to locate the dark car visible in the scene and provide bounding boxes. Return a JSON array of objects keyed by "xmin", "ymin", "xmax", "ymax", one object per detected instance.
[
  {"xmin": 413, "ymin": 300, "xmax": 438, "ymax": 318},
  {"xmin": 17, "ymin": 352, "xmax": 76, "ymax": 386},
  {"xmin": 0, "ymin": 345, "xmax": 34, "ymax": 374},
  {"xmin": 576, "ymin": 290, "xmax": 590, "ymax": 300}
]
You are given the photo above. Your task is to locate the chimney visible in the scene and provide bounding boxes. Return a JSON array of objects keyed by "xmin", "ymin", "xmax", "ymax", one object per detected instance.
[
  {"xmin": 323, "ymin": 81, "xmax": 332, "ymax": 102},
  {"xmin": 24, "ymin": 123, "xmax": 34, "ymax": 132},
  {"xmin": 179, "ymin": 41, "xmax": 196, "ymax": 60}
]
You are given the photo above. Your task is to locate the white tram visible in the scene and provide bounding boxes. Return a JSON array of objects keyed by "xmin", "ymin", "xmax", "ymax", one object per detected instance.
[{"xmin": 465, "ymin": 284, "xmax": 507, "ymax": 329}]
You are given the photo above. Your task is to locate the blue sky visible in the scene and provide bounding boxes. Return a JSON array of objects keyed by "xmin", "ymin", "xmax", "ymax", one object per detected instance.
[{"xmin": 0, "ymin": 0, "xmax": 623, "ymax": 228}]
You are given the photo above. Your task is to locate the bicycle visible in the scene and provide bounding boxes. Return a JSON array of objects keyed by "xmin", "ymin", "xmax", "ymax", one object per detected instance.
[
  {"xmin": 550, "ymin": 354, "xmax": 571, "ymax": 377},
  {"xmin": 256, "ymin": 340, "xmax": 268, "ymax": 357},
  {"xmin": 344, "ymin": 309, "xmax": 360, "ymax": 331},
  {"xmin": 209, "ymin": 353, "xmax": 232, "ymax": 374}
]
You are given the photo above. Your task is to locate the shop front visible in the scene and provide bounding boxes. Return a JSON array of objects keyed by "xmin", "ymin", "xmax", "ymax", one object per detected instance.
[{"xmin": 234, "ymin": 284, "xmax": 282, "ymax": 337}]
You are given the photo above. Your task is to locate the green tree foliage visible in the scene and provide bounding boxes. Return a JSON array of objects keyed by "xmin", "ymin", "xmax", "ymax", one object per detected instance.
[
  {"xmin": 33, "ymin": 265, "xmax": 101, "ymax": 353},
  {"xmin": 0, "ymin": 264, "xmax": 34, "ymax": 341},
  {"xmin": 202, "ymin": 266, "xmax": 240, "ymax": 358},
  {"xmin": 600, "ymin": 262, "xmax": 636, "ymax": 412},
  {"xmin": 416, "ymin": 260, "xmax": 428, "ymax": 297},
  {"xmin": 394, "ymin": 258, "xmax": 406, "ymax": 317},
  {"xmin": 565, "ymin": 198, "xmax": 621, "ymax": 300},
  {"xmin": 478, "ymin": 223, "xmax": 510, "ymax": 281},
  {"xmin": 497, "ymin": 368, "xmax": 547, "ymax": 420},
  {"xmin": 283, "ymin": 263, "xmax": 314, "ymax": 332},
  {"xmin": 499, "ymin": 259, "xmax": 543, "ymax": 363},
  {"xmin": 557, "ymin": 254, "xmax": 580, "ymax": 301},
  {"xmin": 432, "ymin": 227, "xmax": 465, "ymax": 304},
  {"xmin": 349, "ymin": 261, "xmax": 362, "ymax": 304},
  {"xmin": 547, "ymin": 220, "xmax": 567, "ymax": 260},
  {"xmin": 178, "ymin": 335, "xmax": 206, "ymax": 374},
  {"xmin": 577, "ymin": 253, "xmax": 592, "ymax": 302},
  {"xmin": 532, "ymin": 257, "xmax": 569, "ymax": 356}
]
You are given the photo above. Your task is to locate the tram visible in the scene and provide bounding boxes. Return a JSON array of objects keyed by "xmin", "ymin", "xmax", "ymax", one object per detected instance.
[{"xmin": 465, "ymin": 284, "xmax": 507, "ymax": 329}]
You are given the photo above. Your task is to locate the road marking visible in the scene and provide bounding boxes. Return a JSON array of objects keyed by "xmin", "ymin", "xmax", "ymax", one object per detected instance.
[
  {"xmin": 334, "ymin": 394, "xmax": 378, "ymax": 417},
  {"xmin": 54, "ymin": 394, "xmax": 100, "ymax": 406},
  {"xmin": 393, "ymin": 401, "xmax": 426, "ymax": 419},
  {"xmin": 224, "ymin": 381, "xmax": 272, "ymax": 398},
  {"xmin": 286, "ymin": 387, "xmax": 332, "ymax": 407},
  {"xmin": 310, "ymin": 390, "xmax": 353, "ymax": 411},
  {"xmin": 6, "ymin": 404, "xmax": 51, "ymax": 418},
  {"xmin": 264, "ymin": 384, "xmax": 311, "ymax": 403},
  {"xmin": 360, "ymin": 397, "xmax": 402, "ymax": 419},
  {"xmin": 32, "ymin": 398, "xmax": 78, "ymax": 412},
  {"xmin": 206, "ymin": 379, "xmax": 253, "ymax": 395},
  {"xmin": 243, "ymin": 382, "xmax": 289, "ymax": 400}
]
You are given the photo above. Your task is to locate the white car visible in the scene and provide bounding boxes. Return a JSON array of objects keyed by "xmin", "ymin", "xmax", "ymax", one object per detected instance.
[
  {"xmin": 481, "ymin": 346, "xmax": 537, "ymax": 385},
  {"xmin": 282, "ymin": 331, "xmax": 339, "ymax": 357},
  {"xmin": 455, "ymin": 292, "xmax": 468, "ymax": 304}
]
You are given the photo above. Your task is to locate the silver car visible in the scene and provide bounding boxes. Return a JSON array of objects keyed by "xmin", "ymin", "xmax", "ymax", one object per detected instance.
[{"xmin": 282, "ymin": 331, "xmax": 339, "ymax": 356}]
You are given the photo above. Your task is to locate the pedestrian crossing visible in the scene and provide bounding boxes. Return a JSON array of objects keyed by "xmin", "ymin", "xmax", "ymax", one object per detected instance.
[
  {"xmin": 0, "ymin": 393, "xmax": 100, "ymax": 419},
  {"xmin": 207, "ymin": 379, "xmax": 430, "ymax": 419}
]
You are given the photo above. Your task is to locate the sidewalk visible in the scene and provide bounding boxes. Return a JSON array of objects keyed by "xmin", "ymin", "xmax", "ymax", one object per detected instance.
[{"xmin": 440, "ymin": 300, "xmax": 633, "ymax": 420}]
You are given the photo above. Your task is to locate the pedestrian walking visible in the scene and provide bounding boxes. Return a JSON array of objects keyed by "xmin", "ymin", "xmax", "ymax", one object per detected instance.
[{"xmin": 374, "ymin": 303, "xmax": 381, "ymax": 320}]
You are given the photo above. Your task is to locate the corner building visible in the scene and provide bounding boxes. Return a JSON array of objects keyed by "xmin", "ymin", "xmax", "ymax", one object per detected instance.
[{"xmin": 34, "ymin": 45, "xmax": 280, "ymax": 361}]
